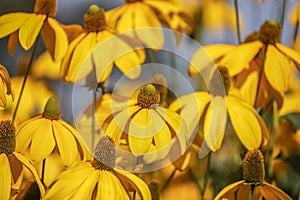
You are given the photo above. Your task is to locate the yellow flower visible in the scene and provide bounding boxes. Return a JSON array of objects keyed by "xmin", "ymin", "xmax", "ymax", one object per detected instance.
[
  {"xmin": 61, "ymin": 5, "xmax": 146, "ymax": 83},
  {"xmin": 170, "ymin": 67, "xmax": 267, "ymax": 151},
  {"xmin": 0, "ymin": 64, "xmax": 14, "ymax": 109},
  {"xmin": 98, "ymin": 84, "xmax": 187, "ymax": 158},
  {"xmin": 199, "ymin": 0, "xmax": 238, "ymax": 32},
  {"xmin": 105, "ymin": 0, "xmax": 193, "ymax": 48},
  {"xmin": 0, "ymin": 75, "xmax": 55, "ymax": 127},
  {"xmin": 43, "ymin": 136, "xmax": 151, "ymax": 199},
  {"xmin": 16, "ymin": 97, "xmax": 91, "ymax": 186},
  {"xmin": 0, "ymin": 120, "xmax": 45, "ymax": 199},
  {"xmin": 31, "ymin": 51, "xmax": 61, "ymax": 79},
  {"xmin": 0, "ymin": 0, "xmax": 68, "ymax": 62},
  {"xmin": 218, "ymin": 20, "xmax": 300, "ymax": 93},
  {"xmin": 215, "ymin": 149, "xmax": 292, "ymax": 200}
]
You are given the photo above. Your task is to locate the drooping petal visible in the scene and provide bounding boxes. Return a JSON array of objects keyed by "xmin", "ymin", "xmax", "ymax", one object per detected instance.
[
  {"xmin": 134, "ymin": 4, "xmax": 164, "ymax": 49},
  {"xmin": 203, "ymin": 96, "xmax": 227, "ymax": 151},
  {"xmin": 29, "ymin": 119, "xmax": 56, "ymax": 162},
  {"xmin": 61, "ymin": 32, "xmax": 87, "ymax": 81},
  {"xmin": 214, "ymin": 180, "xmax": 245, "ymax": 200},
  {"xmin": 0, "ymin": 154, "xmax": 11, "ymax": 200},
  {"xmin": 189, "ymin": 44, "xmax": 235, "ymax": 75},
  {"xmin": 115, "ymin": 169, "xmax": 152, "ymax": 200},
  {"xmin": 263, "ymin": 182, "xmax": 292, "ymax": 200},
  {"xmin": 42, "ymin": 18, "xmax": 68, "ymax": 62},
  {"xmin": 276, "ymin": 42, "xmax": 300, "ymax": 71},
  {"xmin": 227, "ymin": 95, "xmax": 262, "ymax": 150},
  {"xmin": 8, "ymin": 31, "xmax": 19, "ymax": 55},
  {"xmin": 236, "ymin": 184, "xmax": 251, "ymax": 199},
  {"xmin": 0, "ymin": 12, "xmax": 32, "ymax": 38},
  {"xmin": 96, "ymin": 170, "xmax": 129, "ymax": 200},
  {"xmin": 14, "ymin": 152, "xmax": 46, "ymax": 197},
  {"xmin": 19, "ymin": 14, "xmax": 46, "ymax": 50},
  {"xmin": 52, "ymin": 120, "xmax": 78, "ymax": 167},
  {"xmin": 43, "ymin": 162, "xmax": 93, "ymax": 200},
  {"xmin": 69, "ymin": 169, "xmax": 98, "ymax": 200},
  {"xmin": 16, "ymin": 116, "xmax": 43, "ymax": 152},
  {"xmin": 264, "ymin": 45, "xmax": 291, "ymax": 92},
  {"xmin": 64, "ymin": 33, "xmax": 95, "ymax": 82},
  {"xmin": 220, "ymin": 41, "xmax": 263, "ymax": 76}
]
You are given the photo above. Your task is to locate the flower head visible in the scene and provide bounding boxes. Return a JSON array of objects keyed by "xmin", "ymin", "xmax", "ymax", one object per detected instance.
[
  {"xmin": 0, "ymin": 0, "xmax": 68, "ymax": 61},
  {"xmin": 170, "ymin": 67, "xmax": 267, "ymax": 151},
  {"xmin": 43, "ymin": 136, "xmax": 151, "ymax": 199},
  {"xmin": 0, "ymin": 64, "xmax": 14, "ymax": 109},
  {"xmin": 16, "ymin": 97, "xmax": 90, "ymax": 186},
  {"xmin": 0, "ymin": 120, "xmax": 45, "ymax": 199},
  {"xmin": 215, "ymin": 149, "xmax": 292, "ymax": 200},
  {"xmin": 105, "ymin": 0, "xmax": 193, "ymax": 48},
  {"xmin": 61, "ymin": 4, "xmax": 146, "ymax": 83},
  {"xmin": 98, "ymin": 83, "xmax": 187, "ymax": 159}
]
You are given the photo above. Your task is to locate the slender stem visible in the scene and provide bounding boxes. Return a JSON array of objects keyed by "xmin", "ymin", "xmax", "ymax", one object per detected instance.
[
  {"xmin": 133, "ymin": 191, "xmax": 136, "ymax": 200},
  {"xmin": 201, "ymin": 152, "xmax": 211, "ymax": 197},
  {"xmin": 254, "ymin": 45, "xmax": 268, "ymax": 108},
  {"xmin": 91, "ymin": 89, "xmax": 97, "ymax": 150},
  {"xmin": 161, "ymin": 168, "xmax": 177, "ymax": 192},
  {"xmin": 12, "ymin": 34, "xmax": 40, "ymax": 123},
  {"xmin": 280, "ymin": 0, "xmax": 287, "ymax": 32},
  {"xmin": 267, "ymin": 99, "xmax": 278, "ymax": 181},
  {"xmin": 234, "ymin": 0, "xmax": 242, "ymax": 44},
  {"xmin": 292, "ymin": 20, "xmax": 299, "ymax": 48}
]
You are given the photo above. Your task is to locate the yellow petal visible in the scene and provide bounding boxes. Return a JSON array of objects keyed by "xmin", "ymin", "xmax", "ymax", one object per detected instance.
[
  {"xmin": 237, "ymin": 72, "xmax": 258, "ymax": 106},
  {"xmin": 16, "ymin": 116, "xmax": 42, "ymax": 152},
  {"xmin": 14, "ymin": 152, "xmax": 46, "ymax": 197},
  {"xmin": 44, "ymin": 162, "xmax": 93, "ymax": 200},
  {"xmin": 134, "ymin": 5, "xmax": 164, "ymax": 49},
  {"xmin": 42, "ymin": 18, "xmax": 68, "ymax": 62},
  {"xmin": 61, "ymin": 32, "xmax": 87, "ymax": 81},
  {"xmin": 0, "ymin": 12, "xmax": 31, "ymax": 38},
  {"xmin": 0, "ymin": 154, "xmax": 11, "ymax": 200},
  {"xmin": 189, "ymin": 44, "xmax": 235, "ymax": 75},
  {"xmin": 276, "ymin": 42, "xmax": 300, "ymax": 71},
  {"xmin": 220, "ymin": 41, "xmax": 263, "ymax": 76},
  {"xmin": 265, "ymin": 45, "xmax": 291, "ymax": 92},
  {"xmin": 214, "ymin": 180, "xmax": 244, "ymax": 200},
  {"xmin": 203, "ymin": 96, "xmax": 227, "ymax": 151},
  {"xmin": 156, "ymin": 106, "xmax": 188, "ymax": 154},
  {"xmin": 115, "ymin": 169, "xmax": 152, "ymax": 200},
  {"xmin": 227, "ymin": 95, "xmax": 262, "ymax": 150},
  {"xmin": 52, "ymin": 120, "xmax": 78, "ymax": 167},
  {"xmin": 70, "ymin": 169, "xmax": 98, "ymax": 200},
  {"xmin": 96, "ymin": 171, "xmax": 129, "ymax": 200},
  {"xmin": 19, "ymin": 14, "xmax": 46, "ymax": 50},
  {"xmin": 65, "ymin": 33, "xmax": 95, "ymax": 82},
  {"xmin": 29, "ymin": 119, "xmax": 56, "ymax": 162}
]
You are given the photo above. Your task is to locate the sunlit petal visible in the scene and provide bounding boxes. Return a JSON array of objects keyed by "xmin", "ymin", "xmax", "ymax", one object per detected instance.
[
  {"xmin": 0, "ymin": 154, "xmax": 11, "ymax": 200},
  {"xmin": 220, "ymin": 41, "xmax": 263, "ymax": 76},
  {"xmin": 214, "ymin": 180, "xmax": 245, "ymax": 200},
  {"xmin": 19, "ymin": 14, "xmax": 46, "ymax": 50},
  {"xmin": 115, "ymin": 169, "xmax": 152, "ymax": 200},
  {"xmin": 227, "ymin": 95, "xmax": 262, "ymax": 150},
  {"xmin": 29, "ymin": 119, "xmax": 56, "ymax": 162},
  {"xmin": 265, "ymin": 45, "xmax": 291, "ymax": 92},
  {"xmin": 0, "ymin": 13, "xmax": 31, "ymax": 38}
]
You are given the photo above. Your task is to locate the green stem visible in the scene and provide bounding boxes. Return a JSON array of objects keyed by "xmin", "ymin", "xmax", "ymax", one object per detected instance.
[
  {"xmin": 200, "ymin": 152, "xmax": 211, "ymax": 198},
  {"xmin": 234, "ymin": 0, "xmax": 242, "ymax": 44},
  {"xmin": 161, "ymin": 168, "xmax": 177, "ymax": 192},
  {"xmin": 12, "ymin": 34, "xmax": 40, "ymax": 123},
  {"xmin": 280, "ymin": 0, "xmax": 287, "ymax": 33},
  {"xmin": 292, "ymin": 20, "xmax": 299, "ymax": 48},
  {"xmin": 254, "ymin": 45, "xmax": 268, "ymax": 108},
  {"xmin": 133, "ymin": 191, "xmax": 136, "ymax": 200},
  {"xmin": 267, "ymin": 99, "xmax": 278, "ymax": 181}
]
